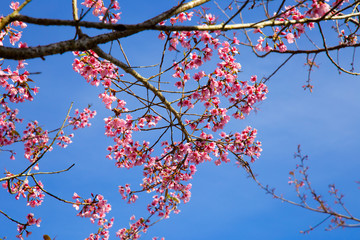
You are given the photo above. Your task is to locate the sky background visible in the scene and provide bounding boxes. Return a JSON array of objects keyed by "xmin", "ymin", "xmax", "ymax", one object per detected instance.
[{"xmin": 1, "ymin": 0, "xmax": 360, "ymax": 239}]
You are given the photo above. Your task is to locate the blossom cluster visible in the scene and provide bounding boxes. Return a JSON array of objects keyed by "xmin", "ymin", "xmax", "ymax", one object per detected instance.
[
  {"xmin": 2, "ymin": 177, "xmax": 45, "ymax": 207},
  {"xmin": 253, "ymin": 0, "xmax": 356, "ymax": 53},
  {"xmin": 0, "ymin": 106, "xmax": 22, "ymax": 151},
  {"xmin": 116, "ymin": 216, "xmax": 148, "ymax": 240},
  {"xmin": 68, "ymin": 107, "xmax": 97, "ymax": 130},
  {"xmin": 15, "ymin": 213, "xmax": 41, "ymax": 240},
  {"xmin": 0, "ymin": 62, "xmax": 39, "ymax": 103},
  {"xmin": 73, "ymin": 193, "xmax": 114, "ymax": 240},
  {"xmin": 22, "ymin": 121, "xmax": 51, "ymax": 162},
  {"xmin": 56, "ymin": 130, "xmax": 74, "ymax": 148},
  {"xmin": 73, "ymin": 50, "xmax": 124, "ymax": 110},
  {"xmin": 81, "ymin": 0, "xmax": 121, "ymax": 23},
  {"xmin": 0, "ymin": 4, "xmax": 27, "ymax": 47}
]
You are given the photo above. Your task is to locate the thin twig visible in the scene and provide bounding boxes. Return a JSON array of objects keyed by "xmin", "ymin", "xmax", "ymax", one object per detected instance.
[
  {"xmin": 0, "ymin": 209, "xmax": 25, "ymax": 225},
  {"xmin": 317, "ymin": 22, "xmax": 360, "ymax": 75}
]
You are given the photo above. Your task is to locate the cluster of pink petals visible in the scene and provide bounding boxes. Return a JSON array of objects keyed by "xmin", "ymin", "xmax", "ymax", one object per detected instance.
[
  {"xmin": 0, "ymin": 4, "xmax": 27, "ymax": 47},
  {"xmin": 73, "ymin": 193, "xmax": 113, "ymax": 240},
  {"xmin": 307, "ymin": 0, "xmax": 331, "ymax": 18},
  {"xmin": 56, "ymin": 130, "xmax": 74, "ymax": 148},
  {"xmin": 105, "ymin": 114, "xmax": 155, "ymax": 169},
  {"xmin": 116, "ymin": 216, "xmax": 147, "ymax": 240},
  {"xmin": 73, "ymin": 51, "xmax": 126, "ymax": 111},
  {"xmin": 253, "ymin": 0, "xmax": 351, "ymax": 53},
  {"xmin": 76, "ymin": 194, "xmax": 112, "ymax": 222},
  {"xmin": 99, "ymin": 92, "xmax": 117, "ymax": 109},
  {"xmin": 25, "ymin": 213, "xmax": 41, "ymax": 227},
  {"xmin": 0, "ymin": 63, "xmax": 38, "ymax": 104},
  {"xmin": 2, "ymin": 4, "xmax": 26, "ymax": 45},
  {"xmin": 81, "ymin": 0, "xmax": 121, "ymax": 23},
  {"xmin": 168, "ymin": 11, "xmax": 193, "ymax": 25},
  {"xmin": 138, "ymin": 115, "xmax": 161, "ymax": 128},
  {"xmin": 0, "ymin": 106, "xmax": 22, "ymax": 149},
  {"xmin": 2, "ymin": 178, "xmax": 45, "ymax": 207},
  {"xmin": 205, "ymin": 13, "xmax": 216, "ymax": 24},
  {"xmin": 15, "ymin": 213, "xmax": 41, "ymax": 240},
  {"xmin": 73, "ymin": 50, "xmax": 119, "ymax": 88},
  {"xmin": 68, "ymin": 108, "xmax": 97, "ymax": 130},
  {"xmin": 22, "ymin": 121, "xmax": 51, "ymax": 162}
]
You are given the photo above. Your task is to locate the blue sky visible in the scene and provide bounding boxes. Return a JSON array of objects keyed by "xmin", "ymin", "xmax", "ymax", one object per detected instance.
[{"xmin": 1, "ymin": 1, "xmax": 360, "ymax": 239}]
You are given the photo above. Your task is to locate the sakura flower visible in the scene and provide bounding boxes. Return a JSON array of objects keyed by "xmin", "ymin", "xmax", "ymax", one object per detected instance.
[
  {"xmin": 99, "ymin": 92, "xmax": 117, "ymax": 109},
  {"xmin": 205, "ymin": 13, "xmax": 216, "ymax": 23},
  {"xmin": 285, "ymin": 33, "xmax": 295, "ymax": 43},
  {"xmin": 10, "ymin": 1, "xmax": 20, "ymax": 10},
  {"xmin": 278, "ymin": 43, "xmax": 287, "ymax": 52}
]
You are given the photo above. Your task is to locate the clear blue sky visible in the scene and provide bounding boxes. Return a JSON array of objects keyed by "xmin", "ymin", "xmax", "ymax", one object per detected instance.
[{"xmin": 1, "ymin": 1, "xmax": 360, "ymax": 239}]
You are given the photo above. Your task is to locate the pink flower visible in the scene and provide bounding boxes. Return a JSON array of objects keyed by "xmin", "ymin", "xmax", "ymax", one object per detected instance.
[
  {"xmin": 308, "ymin": 1, "xmax": 331, "ymax": 18},
  {"xmin": 26, "ymin": 213, "xmax": 41, "ymax": 227},
  {"xmin": 175, "ymin": 81, "xmax": 183, "ymax": 88},
  {"xmin": 158, "ymin": 32, "xmax": 166, "ymax": 40},
  {"xmin": 10, "ymin": 2, "xmax": 20, "ymax": 10},
  {"xmin": 200, "ymin": 31, "xmax": 211, "ymax": 44},
  {"xmin": 178, "ymin": 12, "xmax": 187, "ymax": 22},
  {"xmin": 255, "ymin": 43, "xmax": 263, "ymax": 51},
  {"xmin": 170, "ymin": 17, "xmax": 177, "ymax": 25},
  {"xmin": 186, "ymin": 12, "xmax": 194, "ymax": 21},
  {"xmin": 255, "ymin": 37, "xmax": 265, "ymax": 51},
  {"xmin": 73, "ymin": 192, "xmax": 81, "ymax": 199},
  {"xmin": 205, "ymin": 13, "xmax": 216, "ymax": 23},
  {"xmin": 18, "ymin": 42, "xmax": 28, "ymax": 48},
  {"xmin": 99, "ymin": 92, "xmax": 117, "ymax": 109},
  {"xmin": 250, "ymin": 75, "xmax": 257, "ymax": 82},
  {"xmin": 285, "ymin": 33, "xmax": 295, "ymax": 43},
  {"xmin": 10, "ymin": 32, "xmax": 21, "ymax": 45},
  {"xmin": 232, "ymin": 37, "xmax": 240, "ymax": 45},
  {"xmin": 278, "ymin": 43, "xmax": 287, "ymax": 52},
  {"xmin": 253, "ymin": 28, "xmax": 263, "ymax": 34}
]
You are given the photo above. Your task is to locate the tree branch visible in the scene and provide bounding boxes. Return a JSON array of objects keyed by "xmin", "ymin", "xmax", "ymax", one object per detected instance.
[
  {"xmin": 2, "ymin": 10, "xmax": 359, "ymax": 60},
  {"xmin": 9, "ymin": 11, "xmax": 360, "ymax": 32},
  {"xmin": 0, "ymin": 164, "xmax": 75, "ymax": 182}
]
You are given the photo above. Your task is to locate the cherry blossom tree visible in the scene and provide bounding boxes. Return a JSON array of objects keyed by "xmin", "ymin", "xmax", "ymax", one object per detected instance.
[{"xmin": 0, "ymin": 0, "xmax": 359, "ymax": 239}]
